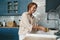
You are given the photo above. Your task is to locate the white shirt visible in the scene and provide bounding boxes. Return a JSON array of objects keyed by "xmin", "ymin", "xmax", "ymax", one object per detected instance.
[{"xmin": 18, "ymin": 12, "xmax": 36, "ymax": 35}]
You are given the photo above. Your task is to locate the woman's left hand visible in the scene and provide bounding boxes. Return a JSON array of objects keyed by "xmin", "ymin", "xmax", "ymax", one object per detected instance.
[{"xmin": 37, "ymin": 26, "xmax": 47, "ymax": 32}]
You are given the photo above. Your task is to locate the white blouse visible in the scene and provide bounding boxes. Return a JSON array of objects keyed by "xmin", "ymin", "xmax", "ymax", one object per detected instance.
[{"xmin": 18, "ymin": 12, "xmax": 36, "ymax": 35}]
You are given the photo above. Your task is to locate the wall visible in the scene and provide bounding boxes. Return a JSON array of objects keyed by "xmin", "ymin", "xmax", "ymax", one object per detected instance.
[
  {"xmin": 0, "ymin": 16, "xmax": 21, "ymax": 25},
  {"xmin": 32, "ymin": 0, "xmax": 60, "ymax": 29}
]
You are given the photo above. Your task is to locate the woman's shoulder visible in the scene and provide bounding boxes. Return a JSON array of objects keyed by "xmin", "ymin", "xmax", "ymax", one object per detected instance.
[
  {"xmin": 22, "ymin": 12, "xmax": 28, "ymax": 16},
  {"xmin": 21, "ymin": 12, "xmax": 28, "ymax": 18}
]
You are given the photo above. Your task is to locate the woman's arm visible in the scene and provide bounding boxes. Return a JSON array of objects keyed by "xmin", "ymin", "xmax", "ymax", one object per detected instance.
[{"xmin": 32, "ymin": 25, "xmax": 47, "ymax": 32}]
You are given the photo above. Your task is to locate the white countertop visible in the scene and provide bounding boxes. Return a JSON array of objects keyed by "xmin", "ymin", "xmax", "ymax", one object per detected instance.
[{"xmin": 26, "ymin": 30, "xmax": 58, "ymax": 38}]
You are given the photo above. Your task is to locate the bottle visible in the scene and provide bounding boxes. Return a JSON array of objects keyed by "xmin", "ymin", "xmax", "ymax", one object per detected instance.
[{"xmin": 3, "ymin": 20, "xmax": 5, "ymax": 27}]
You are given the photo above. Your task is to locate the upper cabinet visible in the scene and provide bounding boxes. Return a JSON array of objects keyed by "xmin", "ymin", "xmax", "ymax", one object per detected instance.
[
  {"xmin": 0, "ymin": 0, "xmax": 8, "ymax": 16},
  {"xmin": 0, "ymin": 0, "xmax": 32, "ymax": 16},
  {"xmin": 46, "ymin": 0, "xmax": 60, "ymax": 12},
  {"xmin": 18, "ymin": 0, "xmax": 32, "ymax": 16}
]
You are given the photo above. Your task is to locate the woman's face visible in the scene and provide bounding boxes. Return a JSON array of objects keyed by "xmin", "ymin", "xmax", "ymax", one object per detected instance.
[{"xmin": 29, "ymin": 5, "xmax": 37, "ymax": 14}]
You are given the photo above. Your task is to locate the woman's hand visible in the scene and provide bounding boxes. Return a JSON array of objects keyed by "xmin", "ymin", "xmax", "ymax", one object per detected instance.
[
  {"xmin": 32, "ymin": 24, "xmax": 38, "ymax": 31},
  {"xmin": 32, "ymin": 24, "xmax": 48, "ymax": 32},
  {"xmin": 38, "ymin": 26, "xmax": 48, "ymax": 32}
]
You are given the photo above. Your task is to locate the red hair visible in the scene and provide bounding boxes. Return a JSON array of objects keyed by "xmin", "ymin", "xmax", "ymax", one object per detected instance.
[{"xmin": 27, "ymin": 2, "xmax": 37, "ymax": 11}]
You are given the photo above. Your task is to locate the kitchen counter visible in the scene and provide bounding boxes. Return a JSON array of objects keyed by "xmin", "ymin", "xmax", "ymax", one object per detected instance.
[
  {"xmin": 24, "ymin": 30, "xmax": 58, "ymax": 40},
  {"xmin": 0, "ymin": 27, "xmax": 18, "ymax": 28},
  {"xmin": 0, "ymin": 27, "xmax": 59, "ymax": 40}
]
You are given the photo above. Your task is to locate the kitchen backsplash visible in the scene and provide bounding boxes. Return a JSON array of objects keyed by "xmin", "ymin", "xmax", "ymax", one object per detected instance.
[
  {"xmin": 0, "ymin": 12, "xmax": 60, "ymax": 28},
  {"xmin": 0, "ymin": 16, "xmax": 21, "ymax": 25}
]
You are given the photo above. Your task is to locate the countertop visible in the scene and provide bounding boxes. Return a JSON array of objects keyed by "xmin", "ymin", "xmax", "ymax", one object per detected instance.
[
  {"xmin": 24, "ymin": 30, "xmax": 58, "ymax": 40},
  {"xmin": 26, "ymin": 30, "xmax": 58, "ymax": 38}
]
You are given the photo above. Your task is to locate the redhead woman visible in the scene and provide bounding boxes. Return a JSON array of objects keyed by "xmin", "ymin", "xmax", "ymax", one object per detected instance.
[{"xmin": 18, "ymin": 2, "xmax": 46, "ymax": 40}]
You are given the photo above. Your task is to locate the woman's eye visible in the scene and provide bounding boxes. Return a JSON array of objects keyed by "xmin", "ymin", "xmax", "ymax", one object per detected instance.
[
  {"xmin": 33, "ymin": 7, "xmax": 35, "ymax": 9},
  {"xmin": 34, "ymin": 8, "xmax": 36, "ymax": 9}
]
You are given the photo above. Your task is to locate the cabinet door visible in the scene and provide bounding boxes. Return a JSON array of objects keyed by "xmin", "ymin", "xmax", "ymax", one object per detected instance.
[
  {"xmin": 8, "ymin": 0, "xmax": 32, "ymax": 16},
  {"xmin": 0, "ymin": 0, "xmax": 32, "ymax": 16},
  {"xmin": 0, "ymin": 28, "xmax": 18, "ymax": 40},
  {"xmin": 0, "ymin": 0, "xmax": 8, "ymax": 16},
  {"xmin": 18, "ymin": 0, "xmax": 32, "ymax": 16}
]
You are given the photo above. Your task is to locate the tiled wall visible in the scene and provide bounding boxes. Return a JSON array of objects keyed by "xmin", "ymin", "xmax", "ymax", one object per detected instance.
[
  {"xmin": 0, "ymin": 13, "xmax": 60, "ymax": 29},
  {"xmin": 0, "ymin": 16, "xmax": 21, "ymax": 25},
  {"xmin": 0, "ymin": 14, "xmax": 60, "ymax": 29}
]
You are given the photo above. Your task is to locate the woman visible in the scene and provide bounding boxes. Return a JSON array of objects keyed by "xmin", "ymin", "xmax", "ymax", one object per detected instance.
[{"xmin": 18, "ymin": 2, "xmax": 46, "ymax": 40}]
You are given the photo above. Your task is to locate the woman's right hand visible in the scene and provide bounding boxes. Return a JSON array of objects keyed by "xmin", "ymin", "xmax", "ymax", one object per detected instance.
[{"xmin": 32, "ymin": 24, "xmax": 38, "ymax": 31}]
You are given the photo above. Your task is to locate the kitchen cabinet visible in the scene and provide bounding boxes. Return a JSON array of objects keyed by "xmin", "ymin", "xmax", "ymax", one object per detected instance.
[
  {"xmin": 46, "ymin": 0, "xmax": 60, "ymax": 12},
  {"xmin": 0, "ymin": 28, "xmax": 19, "ymax": 40},
  {"xmin": 0, "ymin": 0, "xmax": 32, "ymax": 16},
  {"xmin": 0, "ymin": 0, "xmax": 8, "ymax": 16},
  {"xmin": 18, "ymin": 0, "xmax": 32, "ymax": 16}
]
